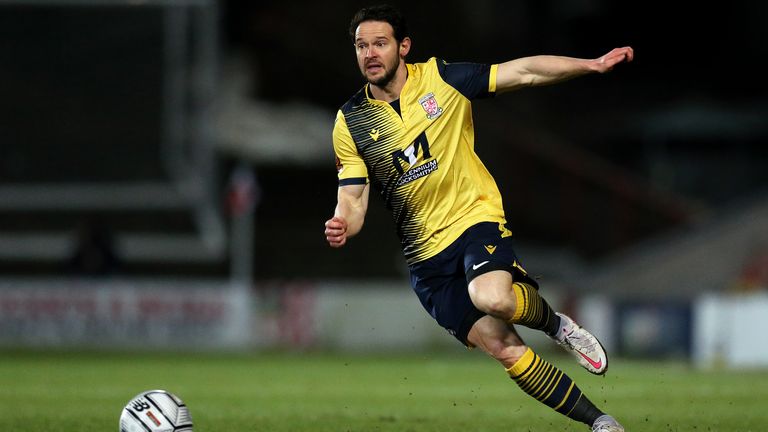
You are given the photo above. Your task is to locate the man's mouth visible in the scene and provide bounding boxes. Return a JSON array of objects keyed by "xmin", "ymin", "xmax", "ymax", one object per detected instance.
[{"xmin": 366, "ymin": 63, "xmax": 383, "ymax": 73}]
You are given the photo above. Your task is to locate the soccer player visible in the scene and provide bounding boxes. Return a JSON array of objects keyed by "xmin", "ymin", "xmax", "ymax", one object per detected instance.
[{"xmin": 324, "ymin": 5, "xmax": 633, "ymax": 432}]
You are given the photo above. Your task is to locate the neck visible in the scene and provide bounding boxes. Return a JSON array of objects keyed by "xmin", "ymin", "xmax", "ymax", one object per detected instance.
[{"xmin": 369, "ymin": 62, "xmax": 408, "ymax": 102}]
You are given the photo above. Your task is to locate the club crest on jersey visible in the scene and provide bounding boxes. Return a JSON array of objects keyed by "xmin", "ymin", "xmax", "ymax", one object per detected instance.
[{"xmin": 419, "ymin": 92, "xmax": 443, "ymax": 120}]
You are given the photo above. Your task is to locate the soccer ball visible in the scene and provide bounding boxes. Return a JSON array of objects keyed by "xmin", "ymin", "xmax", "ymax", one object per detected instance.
[{"xmin": 119, "ymin": 389, "xmax": 193, "ymax": 432}]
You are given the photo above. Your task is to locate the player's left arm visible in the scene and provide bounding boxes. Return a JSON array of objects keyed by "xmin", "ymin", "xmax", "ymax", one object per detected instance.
[{"xmin": 495, "ymin": 46, "xmax": 633, "ymax": 93}]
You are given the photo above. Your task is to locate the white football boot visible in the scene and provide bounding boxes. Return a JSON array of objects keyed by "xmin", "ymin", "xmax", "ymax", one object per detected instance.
[
  {"xmin": 591, "ymin": 414, "xmax": 625, "ymax": 432},
  {"xmin": 551, "ymin": 312, "xmax": 608, "ymax": 375}
]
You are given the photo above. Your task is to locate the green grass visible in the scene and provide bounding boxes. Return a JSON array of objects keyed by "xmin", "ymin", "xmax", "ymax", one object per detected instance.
[{"xmin": 1, "ymin": 349, "xmax": 766, "ymax": 431}]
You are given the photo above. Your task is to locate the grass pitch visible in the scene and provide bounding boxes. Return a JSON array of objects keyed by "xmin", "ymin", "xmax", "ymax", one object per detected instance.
[{"xmin": 1, "ymin": 349, "xmax": 766, "ymax": 431}]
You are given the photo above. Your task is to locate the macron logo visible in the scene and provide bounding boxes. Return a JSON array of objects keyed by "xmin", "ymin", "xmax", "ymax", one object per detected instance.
[
  {"xmin": 472, "ymin": 261, "xmax": 490, "ymax": 271},
  {"xmin": 370, "ymin": 129, "xmax": 380, "ymax": 141}
]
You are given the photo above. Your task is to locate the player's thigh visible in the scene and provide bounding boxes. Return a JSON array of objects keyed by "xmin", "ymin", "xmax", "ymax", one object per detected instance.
[{"xmin": 466, "ymin": 315, "xmax": 527, "ymax": 367}]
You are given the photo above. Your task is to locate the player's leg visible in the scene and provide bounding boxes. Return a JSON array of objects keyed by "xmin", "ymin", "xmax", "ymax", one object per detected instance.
[
  {"xmin": 462, "ymin": 223, "xmax": 564, "ymax": 337},
  {"xmin": 467, "ymin": 268, "xmax": 559, "ymax": 334},
  {"xmin": 466, "ymin": 316, "xmax": 624, "ymax": 431},
  {"xmin": 462, "ymin": 222, "xmax": 608, "ymax": 375},
  {"xmin": 468, "ymin": 270, "xmax": 608, "ymax": 375}
]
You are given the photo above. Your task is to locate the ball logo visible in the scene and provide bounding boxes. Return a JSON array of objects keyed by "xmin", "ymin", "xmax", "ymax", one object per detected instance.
[
  {"xmin": 146, "ymin": 411, "xmax": 163, "ymax": 427},
  {"xmin": 131, "ymin": 400, "xmax": 150, "ymax": 412}
]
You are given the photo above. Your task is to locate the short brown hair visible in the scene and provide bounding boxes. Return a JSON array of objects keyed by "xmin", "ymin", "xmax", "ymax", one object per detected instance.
[{"xmin": 349, "ymin": 4, "xmax": 409, "ymax": 43}]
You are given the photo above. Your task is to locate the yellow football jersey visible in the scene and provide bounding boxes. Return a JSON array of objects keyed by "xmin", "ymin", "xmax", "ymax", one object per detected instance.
[{"xmin": 334, "ymin": 57, "xmax": 510, "ymax": 264}]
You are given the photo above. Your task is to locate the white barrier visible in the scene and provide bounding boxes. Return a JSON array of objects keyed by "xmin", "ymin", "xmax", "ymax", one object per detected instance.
[
  {"xmin": 250, "ymin": 280, "xmax": 456, "ymax": 351},
  {"xmin": 693, "ymin": 292, "xmax": 768, "ymax": 368},
  {"xmin": 0, "ymin": 278, "xmax": 252, "ymax": 349}
]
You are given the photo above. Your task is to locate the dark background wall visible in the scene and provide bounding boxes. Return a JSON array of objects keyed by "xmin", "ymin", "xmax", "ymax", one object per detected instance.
[{"xmin": 1, "ymin": 0, "xmax": 766, "ymax": 279}]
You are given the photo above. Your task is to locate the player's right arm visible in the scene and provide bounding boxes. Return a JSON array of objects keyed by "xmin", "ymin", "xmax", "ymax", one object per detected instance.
[
  {"xmin": 325, "ymin": 183, "xmax": 370, "ymax": 248},
  {"xmin": 325, "ymin": 109, "xmax": 370, "ymax": 248}
]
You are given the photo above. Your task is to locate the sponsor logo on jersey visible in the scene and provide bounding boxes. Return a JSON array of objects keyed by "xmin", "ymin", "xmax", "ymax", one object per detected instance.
[
  {"xmin": 391, "ymin": 131, "xmax": 436, "ymax": 186},
  {"xmin": 395, "ymin": 159, "xmax": 438, "ymax": 187}
]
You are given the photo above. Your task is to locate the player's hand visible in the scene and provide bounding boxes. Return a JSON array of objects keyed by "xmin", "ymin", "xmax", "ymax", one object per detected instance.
[
  {"xmin": 593, "ymin": 46, "xmax": 634, "ymax": 73},
  {"xmin": 324, "ymin": 216, "xmax": 348, "ymax": 248}
]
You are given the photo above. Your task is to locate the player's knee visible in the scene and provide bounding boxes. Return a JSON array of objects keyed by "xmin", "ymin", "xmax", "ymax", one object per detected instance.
[{"xmin": 473, "ymin": 285, "xmax": 516, "ymax": 318}]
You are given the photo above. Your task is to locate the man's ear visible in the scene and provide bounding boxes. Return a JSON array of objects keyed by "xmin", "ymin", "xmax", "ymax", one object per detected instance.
[{"xmin": 399, "ymin": 37, "xmax": 411, "ymax": 57}]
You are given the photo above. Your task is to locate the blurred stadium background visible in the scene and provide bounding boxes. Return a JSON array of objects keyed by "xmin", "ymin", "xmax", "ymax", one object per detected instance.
[{"xmin": 1, "ymin": 1, "xmax": 767, "ymax": 426}]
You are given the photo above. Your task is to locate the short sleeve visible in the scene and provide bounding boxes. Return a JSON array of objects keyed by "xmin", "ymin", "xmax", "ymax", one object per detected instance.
[
  {"xmin": 333, "ymin": 110, "xmax": 368, "ymax": 186},
  {"xmin": 435, "ymin": 58, "xmax": 497, "ymax": 100}
]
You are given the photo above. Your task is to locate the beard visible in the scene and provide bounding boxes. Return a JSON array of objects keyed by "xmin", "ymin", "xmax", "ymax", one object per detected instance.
[{"xmin": 363, "ymin": 55, "xmax": 400, "ymax": 88}]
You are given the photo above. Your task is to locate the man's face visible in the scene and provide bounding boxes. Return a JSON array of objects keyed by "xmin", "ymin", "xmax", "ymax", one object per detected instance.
[{"xmin": 354, "ymin": 21, "xmax": 405, "ymax": 87}]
